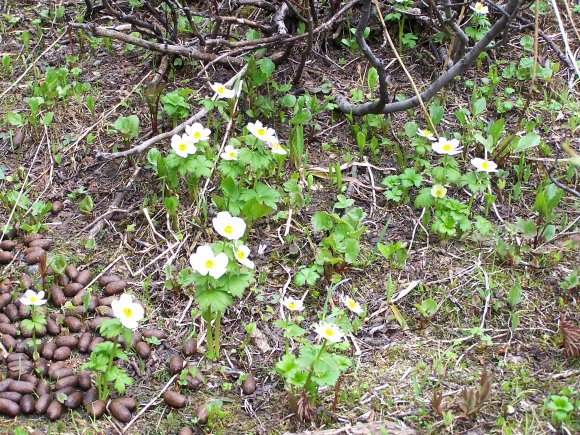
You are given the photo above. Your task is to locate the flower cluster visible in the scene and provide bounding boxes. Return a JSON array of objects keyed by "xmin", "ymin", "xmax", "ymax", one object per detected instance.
[
  {"xmin": 189, "ymin": 211, "xmax": 255, "ymax": 279},
  {"xmin": 417, "ymin": 125, "xmax": 499, "ymax": 199},
  {"xmin": 247, "ymin": 120, "xmax": 287, "ymax": 155},
  {"xmin": 170, "ymin": 122, "xmax": 211, "ymax": 158},
  {"xmin": 279, "ymin": 293, "xmax": 364, "ymax": 343}
]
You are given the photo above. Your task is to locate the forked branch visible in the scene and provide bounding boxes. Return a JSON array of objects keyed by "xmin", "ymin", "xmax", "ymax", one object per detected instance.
[{"xmin": 336, "ymin": 0, "xmax": 522, "ymax": 116}]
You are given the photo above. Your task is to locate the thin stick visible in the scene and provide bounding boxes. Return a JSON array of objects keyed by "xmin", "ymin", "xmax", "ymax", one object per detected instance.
[
  {"xmin": 548, "ymin": 0, "xmax": 580, "ymax": 83},
  {"xmin": 122, "ymin": 374, "xmax": 179, "ymax": 433},
  {"xmin": 372, "ymin": 0, "xmax": 438, "ymax": 136},
  {"xmin": 0, "ymin": 32, "xmax": 65, "ymax": 99}
]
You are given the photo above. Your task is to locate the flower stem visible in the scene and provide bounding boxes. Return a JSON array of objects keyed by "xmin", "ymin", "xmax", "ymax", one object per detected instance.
[
  {"xmin": 214, "ymin": 311, "xmax": 222, "ymax": 359},
  {"xmin": 205, "ymin": 313, "xmax": 214, "ymax": 360},
  {"xmin": 302, "ymin": 340, "xmax": 327, "ymax": 401}
]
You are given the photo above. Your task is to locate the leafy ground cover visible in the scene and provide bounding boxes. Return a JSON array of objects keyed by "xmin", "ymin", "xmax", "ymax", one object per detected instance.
[{"xmin": 0, "ymin": 1, "xmax": 579, "ymax": 434}]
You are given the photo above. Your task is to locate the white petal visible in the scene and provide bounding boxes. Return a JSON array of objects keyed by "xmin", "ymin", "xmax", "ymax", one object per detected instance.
[{"xmin": 130, "ymin": 303, "xmax": 145, "ymax": 323}]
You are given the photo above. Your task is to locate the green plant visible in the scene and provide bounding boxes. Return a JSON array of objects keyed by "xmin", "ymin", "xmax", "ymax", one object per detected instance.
[
  {"xmin": 545, "ymin": 395, "xmax": 576, "ymax": 425},
  {"xmin": 112, "ymin": 115, "xmax": 140, "ymax": 149},
  {"xmin": 161, "ymin": 88, "xmax": 192, "ymax": 126},
  {"xmin": 310, "ymin": 202, "xmax": 368, "ymax": 282},
  {"xmin": 377, "ymin": 241, "xmax": 408, "ymax": 269}
]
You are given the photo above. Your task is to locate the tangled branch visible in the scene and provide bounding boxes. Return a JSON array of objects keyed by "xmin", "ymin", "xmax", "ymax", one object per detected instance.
[{"xmin": 336, "ymin": 0, "xmax": 522, "ymax": 115}]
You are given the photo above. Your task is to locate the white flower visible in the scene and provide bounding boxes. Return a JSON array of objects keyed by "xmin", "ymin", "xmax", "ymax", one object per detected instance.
[
  {"xmin": 431, "ymin": 184, "xmax": 448, "ymax": 198},
  {"xmin": 209, "ymin": 82, "xmax": 236, "ymax": 99},
  {"xmin": 111, "ymin": 293, "xmax": 144, "ymax": 330},
  {"xmin": 247, "ymin": 120, "xmax": 277, "ymax": 144},
  {"xmin": 313, "ymin": 322, "xmax": 345, "ymax": 343},
  {"xmin": 417, "ymin": 128, "xmax": 436, "ymax": 141},
  {"xmin": 212, "ymin": 211, "xmax": 246, "ymax": 241},
  {"xmin": 220, "ymin": 145, "xmax": 239, "ymax": 161},
  {"xmin": 281, "ymin": 297, "xmax": 304, "ymax": 311},
  {"xmin": 185, "ymin": 122, "xmax": 211, "ymax": 143},
  {"xmin": 341, "ymin": 295, "xmax": 363, "ymax": 315},
  {"xmin": 234, "ymin": 245, "xmax": 255, "ymax": 269},
  {"xmin": 269, "ymin": 140, "xmax": 287, "ymax": 155},
  {"xmin": 471, "ymin": 157, "xmax": 498, "ymax": 173},
  {"xmin": 432, "ymin": 137, "xmax": 462, "ymax": 155},
  {"xmin": 19, "ymin": 290, "xmax": 47, "ymax": 306},
  {"xmin": 189, "ymin": 245, "xmax": 229, "ymax": 279},
  {"xmin": 470, "ymin": 2, "xmax": 489, "ymax": 14},
  {"xmin": 171, "ymin": 133, "xmax": 197, "ymax": 158}
]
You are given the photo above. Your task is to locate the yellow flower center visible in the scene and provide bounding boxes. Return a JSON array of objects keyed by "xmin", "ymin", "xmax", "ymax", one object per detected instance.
[
  {"xmin": 325, "ymin": 328, "xmax": 335, "ymax": 337},
  {"xmin": 179, "ymin": 143, "xmax": 187, "ymax": 151},
  {"xmin": 194, "ymin": 132, "xmax": 201, "ymax": 139},
  {"xmin": 481, "ymin": 161, "xmax": 489, "ymax": 169},
  {"xmin": 288, "ymin": 302, "xmax": 296, "ymax": 309},
  {"xmin": 30, "ymin": 296, "xmax": 37, "ymax": 303},
  {"xmin": 442, "ymin": 144, "xmax": 452, "ymax": 151},
  {"xmin": 236, "ymin": 250, "xmax": 245, "ymax": 259},
  {"xmin": 205, "ymin": 259, "xmax": 215, "ymax": 268},
  {"xmin": 229, "ymin": 152, "xmax": 236, "ymax": 158},
  {"xmin": 422, "ymin": 130, "xmax": 431, "ymax": 136},
  {"xmin": 217, "ymin": 86, "xmax": 225, "ymax": 93},
  {"xmin": 436, "ymin": 189, "xmax": 443, "ymax": 196},
  {"xmin": 272, "ymin": 143, "xmax": 281, "ymax": 150},
  {"xmin": 123, "ymin": 307, "xmax": 132, "ymax": 317},
  {"xmin": 348, "ymin": 300, "xmax": 356, "ymax": 308},
  {"xmin": 257, "ymin": 128, "xmax": 266, "ymax": 136},
  {"xmin": 224, "ymin": 225, "xmax": 233, "ymax": 234},
  {"xmin": 476, "ymin": 4, "xmax": 483, "ymax": 10}
]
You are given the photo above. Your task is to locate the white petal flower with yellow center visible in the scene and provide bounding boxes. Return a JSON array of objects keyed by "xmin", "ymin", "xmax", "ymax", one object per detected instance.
[
  {"xmin": 189, "ymin": 245, "xmax": 229, "ymax": 279},
  {"xmin": 170, "ymin": 133, "xmax": 197, "ymax": 158},
  {"xmin": 417, "ymin": 128, "xmax": 436, "ymax": 141},
  {"xmin": 220, "ymin": 145, "xmax": 239, "ymax": 161},
  {"xmin": 431, "ymin": 184, "xmax": 448, "ymax": 198},
  {"xmin": 212, "ymin": 211, "xmax": 246, "ymax": 241},
  {"xmin": 111, "ymin": 293, "xmax": 144, "ymax": 330},
  {"xmin": 471, "ymin": 157, "xmax": 498, "ymax": 173},
  {"xmin": 281, "ymin": 297, "xmax": 304, "ymax": 311},
  {"xmin": 234, "ymin": 245, "xmax": 255, "ymax": 269},
  {"xmin": 313, "ymin": 322, "xmax": 345, "ymax": 343},
  {"xmin": 210, "ymin": 82, "xmax": 236, "ymax": 99},
  {"xmin": 432, "ymin": 137, "xmax": 462, "ymax": 155},
  {"xmin": 19, "ymin": 290, "xmax": 47, "ymax": 306},
  {"xmin": 247, "ymin": 120, "xmax": 277, "ymax": 144},
  {"xmin": 269, "ymin": 140, "xmax": 287, "ymax": 155},
  {"xmin": 470, "ymin": 2, "xmax": 489, "ymax": 14},
  {"xmin": 341, "ymin": 295, "xmax": 363, "ymax": 315},
  {"xmin": 185, "ymin": 122, "xmax": 211, "ymax": 143}
]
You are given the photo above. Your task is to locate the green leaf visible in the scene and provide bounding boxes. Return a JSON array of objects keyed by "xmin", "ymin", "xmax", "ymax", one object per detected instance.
[
  {"xmin": 404, "ymin": 121, "xmax": 417, "ymax": 138},
  {"xmin": 473, "ymin": 97, "xmax": 486, "ymax": 116},
  {"xmin": 241, "ymin": 199, "xmax": 273, "ymax": 220},
  {"xmin": 414, "ymin": 187, "xmax": 434, "ymax": 209},
  {"xmin": 293, "ymin": 266, "xmax": 321, "ymax": 286},
  {"xmin": 311, "ymin": 211, "xmax": 333, "ymax": 232},
  {"xmin": 79, "ymin": 195, "xmax": 94, "ymax": 214},
  {"xmin": 195, "ymin": 288, "xmax": 232, "ymax": 313},
  {"xmin": 429, "ymin": 103, "xmax": 444, "ymax": 125},
  {"xmin": 6, "ymin": 112, "xmax": 24, "ymax": 126},
  {"xmin": 217, "ymin": 270, "xmax": 254, "ymax": 298},
  {"xmin": 512, "ymin": 132, "xmax": 540, "ymax": 153}
]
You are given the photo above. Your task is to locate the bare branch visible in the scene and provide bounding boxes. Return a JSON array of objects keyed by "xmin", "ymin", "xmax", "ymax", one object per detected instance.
[{"xmin": 336, "ymin": 0, "xmax": 522, "ymax": 116}]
